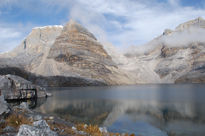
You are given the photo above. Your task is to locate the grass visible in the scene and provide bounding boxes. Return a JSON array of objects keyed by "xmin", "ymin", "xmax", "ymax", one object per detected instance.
[
  {"xmin": 76, "ymin": 124, "xmax": 102, "ymax": 136},
  {"xmin": 0, "ymin": 111, "xmax": 32, "ymax": 134},
  {"xmin": 75, "ymin": 123, "xmax": 135, "ymax": 136},
  {"xmin": 1, "ymin": 109, "xmax": 136, "ymax": 136},
  {"xmin": 47, "ymin": 122, "xmax": 136, "ymax": 136},
  {"xmin": 5, "ymin": 113, "xmax": 32, "ymax": 129}
]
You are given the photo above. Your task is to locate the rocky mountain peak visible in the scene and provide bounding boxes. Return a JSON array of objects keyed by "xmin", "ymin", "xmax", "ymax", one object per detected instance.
[
  {"xmin": 43, "ymin": 19, "xmax": 136, "ymax": 85},
  {"xmin": 163, "ymin": 29, "xmax": 173, "ymax": 36},
  {"xmin": 66, "ymin": 19, "xmax": 77, "ymax": 26},
  {"xmin": 11, "ymin": 25, "xmax": 63, "ymax": 57},
  {"xmin": 176, "ymin": 17, "xmax": 205, "ymax": 31},
  {"xmin": 48, "ymin": 19, "xmax": 109, "ymax": 60},
  {"xmin": 48, "ymin": 19, "xmax": 112, "ymax": 62},
  {"xmin": 161, "ymin": 17, "xmax": 205, "ymax": 36},
  {"xmin": 63, "ymin": 19, "xmax": 97, "ymax": 40}
]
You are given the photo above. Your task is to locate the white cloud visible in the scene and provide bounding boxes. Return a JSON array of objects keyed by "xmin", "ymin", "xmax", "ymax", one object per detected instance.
[
  {"xmin": 0, "ymin": 25, "xmax": 21, "ymax": 52},
  {"xmin": 162, "ymin": 26, "xmax": 205, "ymax": 47},
  {"xmin": 64, "ymin": 0, "xmax": 205, "ymax": 48},
  {"xmin": 69, "ymin": 4, "xmax": 108, "ymax": 41},
  {"xmin": 0, "ymin": 22, "xmax": 35, "ymax": 52},
  {"xmin": 1, "ymin": 0, "xmax": 205, "ymax": 53}
]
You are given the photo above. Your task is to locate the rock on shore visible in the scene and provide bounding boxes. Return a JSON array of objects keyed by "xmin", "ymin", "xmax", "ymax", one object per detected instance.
[
  {"xmin": 0, "ymin": 74, "xmax": 47, "ymax": 100},
  {"xmin": 0, "ymin": 95, "xmax": 9, "ymax": 116},
  {"xmin": 17, "ymin": 120, "xmax": 57, "ymax": 136}
]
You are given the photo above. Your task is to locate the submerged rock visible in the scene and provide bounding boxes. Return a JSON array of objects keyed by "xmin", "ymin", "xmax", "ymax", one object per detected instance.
[
  {"xmin": 17, "ymin": 120, "xmax": 57, "ymax": 136},
  {"xmin": 0, "ymin": 75, "xmax": 48, "ymax": 100}
]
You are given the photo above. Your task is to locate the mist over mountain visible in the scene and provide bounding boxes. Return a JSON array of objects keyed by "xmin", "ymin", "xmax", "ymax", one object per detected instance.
[{"xmin": 123, "ymin": 17, "xmax": 205, "ymax": 83}]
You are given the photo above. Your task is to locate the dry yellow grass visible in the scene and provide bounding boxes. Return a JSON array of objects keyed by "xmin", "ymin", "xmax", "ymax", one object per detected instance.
[
  {"xmin": 5, "ymin": 113, "xmax": 32, "ymax": 129},
  {"xmin": 2, "ymin": 110, "xmax": 135, "ymax": 136},
  {"xmin": 0, "ymin": 111, "xmax": 32, "ymax": 134},
  {"xmin": 76, "ymin": 124, "xmax": 102, "ymax": 136},
  {"xmin": 75, "ymin": 123, "xmax": 135, "ymax": 136}
]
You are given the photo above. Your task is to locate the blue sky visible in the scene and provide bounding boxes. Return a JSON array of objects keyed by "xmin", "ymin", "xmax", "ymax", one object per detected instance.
[{"xmin": 1, "ymin": 0, "xmax": 205, "ymax": 52}]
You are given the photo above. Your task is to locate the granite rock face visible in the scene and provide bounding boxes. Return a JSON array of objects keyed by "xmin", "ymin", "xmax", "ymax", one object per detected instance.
[
  {"xmin": 0, "ymin": 20, "xmax": 135, "ymax": 86},
  {"xmin": 17, "ymin": 120, "xmax": 57, "ymax": 136},
  {"xmin": 154, "ymin": 18, "xmax": 205, "ymax": 83},
  {"xmin": 0, "ymin": 25, "xmax": 63, "ymax": 69},
  {"xmin": 0, "ymin": 75, "xmax": 47, "ymax": 100},
  {"xmin": 45, "ymin": 20, "xmax": 134, "ymax": 85}
]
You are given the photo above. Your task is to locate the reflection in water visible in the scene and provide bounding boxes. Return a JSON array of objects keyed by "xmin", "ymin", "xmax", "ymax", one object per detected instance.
[
  {"xmin": 7, "ymin": 97, "xmax": 47, "ymax": 109},
  {"xmin": 32, "ymin": 85, "xmax": 205, "ymax": 136}
]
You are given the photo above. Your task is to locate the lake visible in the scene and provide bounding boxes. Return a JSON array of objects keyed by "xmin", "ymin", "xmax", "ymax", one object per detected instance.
[{"xmin": 32, "ymin": 84, "xmax": 205, "ymax": 136}]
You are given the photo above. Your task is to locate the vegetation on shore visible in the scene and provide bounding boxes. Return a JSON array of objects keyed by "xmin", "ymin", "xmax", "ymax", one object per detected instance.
[{"xmin": 0, "ymin": 108, "xmax": 136, "ymax": 136}]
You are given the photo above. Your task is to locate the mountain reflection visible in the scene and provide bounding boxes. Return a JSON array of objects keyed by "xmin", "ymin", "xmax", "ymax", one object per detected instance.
[{"xmin": 34, "ymin": 85, "xmax": 205, "ymax": 136}]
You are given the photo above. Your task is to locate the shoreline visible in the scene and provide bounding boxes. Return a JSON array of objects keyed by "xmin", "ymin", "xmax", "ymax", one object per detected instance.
[{"xmin": 0, "ymin": 101, "xmax": 135, "ymax": 136}]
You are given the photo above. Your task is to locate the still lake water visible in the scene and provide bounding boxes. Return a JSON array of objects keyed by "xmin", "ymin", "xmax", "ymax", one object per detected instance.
[{"xmin": 32, "ymin": 84, "xmax": 205, "ymax": 136}]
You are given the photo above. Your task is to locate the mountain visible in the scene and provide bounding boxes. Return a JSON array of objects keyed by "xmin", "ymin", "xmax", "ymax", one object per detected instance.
[
  {"xmin": 124, "ymin": 17, "xmax": 205, "ymax": 83},
  {"xmin": 0, "ymin": 25, "xmax": 63, "ymax": 68},
  {"xmin": 0, "ymin": 20, "xmax": 135, "ymax": 86},
  {"xmin": 1, "ymin": 17, "xmax": 205, "ymax": 85}
]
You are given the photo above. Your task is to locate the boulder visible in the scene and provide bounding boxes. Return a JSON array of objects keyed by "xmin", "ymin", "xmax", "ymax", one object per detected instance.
[
  {"xmin": 0, "ymin": 75, "xmax": 47, "ymax": 100},
  {"xmin": 17, "ymin": 120, "xmax": 57, "ymax": 136},
  {"xmin": 0, "ymin": 95, "xmax": 9, "ymax": 116}
]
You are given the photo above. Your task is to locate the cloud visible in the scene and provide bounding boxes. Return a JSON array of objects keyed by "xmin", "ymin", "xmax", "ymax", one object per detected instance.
[
  {"xmin": 125, "ymin": 25, "xmax": 205, "ymax": 56},
  {"xmin": 162, "ymin": 26, "xmax": 205, "ymax": 47},
  {"xmin": 0, "ymin": 22, "xmax": 35, "ymax": 52},
  {"xmin": 69, "ymin": 4, "xmax": 108, "ymax": 41},
  {"xmin": 0, "ymin": 25, "xmax": 21, "ymax": 52},
  {"xmin": 64, "ymin": 0, "xmax": 205, "ymax": 48},
  {"xmin": 1, "ymin": 0, "xmax": 205, "ymax": 53}
]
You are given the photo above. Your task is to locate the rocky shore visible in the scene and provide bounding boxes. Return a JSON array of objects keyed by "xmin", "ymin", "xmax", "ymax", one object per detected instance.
[
  {"xmin": 0, "ymin": 97, "xmax": 133, "ymax": 136},
  {"xmin": 0, "ymin": 75, "xmax": 133, "ymax": 136},
  {"xmin": 0, "ymin": 74, "xmax": 49, "ymax": 100}
]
